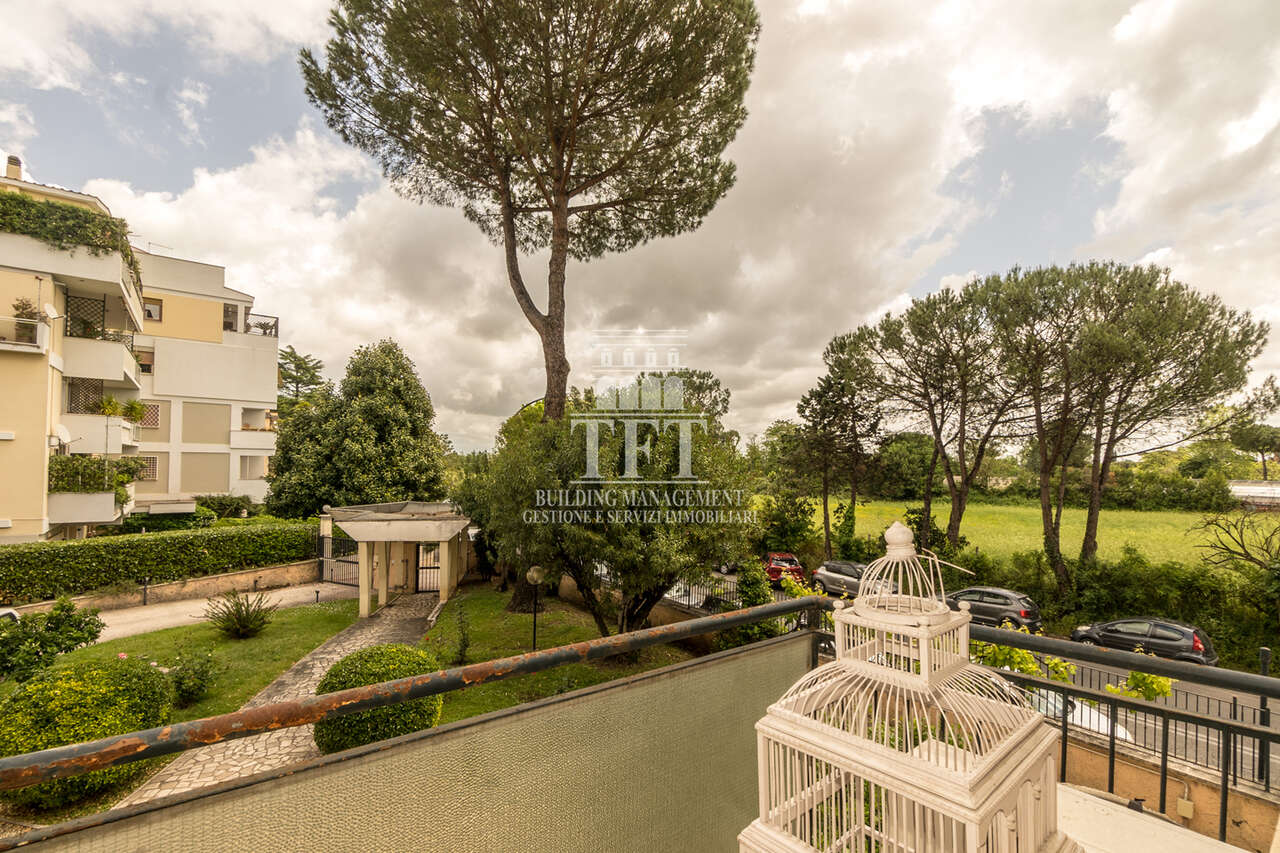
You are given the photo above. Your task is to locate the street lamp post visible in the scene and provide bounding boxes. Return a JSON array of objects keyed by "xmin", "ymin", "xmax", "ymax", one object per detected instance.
[{"xmin": 526, "ymin": 565, "xmax": 546, "ymax": 651}]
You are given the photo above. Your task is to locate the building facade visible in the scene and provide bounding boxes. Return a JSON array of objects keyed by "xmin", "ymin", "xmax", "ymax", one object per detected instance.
[{"xmin": 0, "ymin": 155, "xmax": 277, "ymax": 542}]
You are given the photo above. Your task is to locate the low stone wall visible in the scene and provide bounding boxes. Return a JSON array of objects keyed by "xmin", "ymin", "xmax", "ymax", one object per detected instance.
[
  {"xmin": 1064, "ymin": 735, "xmax": 1280, "ymax": 851},
  {"xmin": 14, "ymin": 560, "xmax": 320, "ymax": 615}
]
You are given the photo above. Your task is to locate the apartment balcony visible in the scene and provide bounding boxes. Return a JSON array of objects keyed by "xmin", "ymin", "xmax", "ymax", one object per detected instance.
[
  {"xmin": 0, "ymin": 231, "xmax": 143, "ymax": 329},
  {"xmin": 46, "ymin": 488, "xmax": 127, "ymax": 526},
  {"xmin": 230, "ymin": 427, "xmax": 276, "ymax": 450},
  {"xmin": 63, "ymin": 332, "xmax": 141, "ymax": 389},
  {"xmin": 0, "ymin": 316, "xmax": 49, "ymax": 354},
  {"xmin": 60, "ymin": 413, "xmax": 139, "ymax": 454}
]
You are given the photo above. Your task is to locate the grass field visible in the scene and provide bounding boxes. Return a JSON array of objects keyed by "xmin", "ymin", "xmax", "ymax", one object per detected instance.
[
  {"xmin": 423, "ymin": 585, "xmax": 693, "ymax": 725},
  {"xmin": 823, "ymin": 499, "xmax": 1213, "ymax": 565}
]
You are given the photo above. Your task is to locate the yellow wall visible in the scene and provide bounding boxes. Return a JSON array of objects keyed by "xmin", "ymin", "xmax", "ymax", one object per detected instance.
[
  {"xmin": 142, "ymin": 291, "xmax": 222, "ymax": 344},
  {"xmin": 1, "ymin": 184, "xmax": 100, "ymax": 212},
  {"xmin": 0, "ymin": 354, "xmax": 51, "ymax": 537},
  {"xmin": 0, "ymin": 268, "xmax": 59, "ymax": 539},
  {"xmin": 181, "ymin": 402, "xmax": 230, "ymax": 444},
  {"xmin": 180, "ymin": 452, "xmax": 229, "ymax": 493}
]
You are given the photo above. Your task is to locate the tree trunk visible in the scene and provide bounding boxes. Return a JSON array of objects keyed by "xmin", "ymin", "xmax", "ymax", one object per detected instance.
[
  {"xmin": 541, "ymin": 197, "xmax": 571, "ymax": 420},
  {"xmin": 945, "ymin": 483, "xmax": 968, "ymax": 547},
  {"xmin": 821, "ymin": 464, "xmax": 832, "ymax": 560},
  {"xmin": 1263, "ymin": 452, "xmax": 1269, "ymax": 481},
  {"xmin": 920, "ymin": 445, "xmax": 939, "ymax": 551},
  {"xmin": 499, "ymin": 174, "xmax": 571, "ymax": 421},
  {"xmin": 506, "ymin": 575, "xmax": 541, "ymax": 613},
  {"xmin": 848, "ymin": 471, "xmax": 859, "ymax": 541}
]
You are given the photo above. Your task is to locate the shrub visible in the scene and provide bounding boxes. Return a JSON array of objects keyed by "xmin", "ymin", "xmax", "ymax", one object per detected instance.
[
  {"xmin": 0, "ymin": 520, "xmax": 318, "ymax": 604},
  {"xmin": 168, "ymin": 646, "xmax": 219, "ymax": 707},
  {"xmin": 120, "ymin": 505, "xmax": 216, "ymax": 534},
  {"xmin": 0, "ymin": 598, "xmax": 104, "ymax": 682},
  {"xmin": 312, "ymin": 644, "xmax": 443, "ymax": 755},
  {"xmin": 204, "ymin": 590, "xmax": 278, "ymax": 639},
  {"xmin": 195, "ymin": 494, "xmax": 263, "ymax": 519},
  {"xmin": 715, "ymin": 563, "xmax": 780, "ymax": 650},
  {"xmin": 47, "ymin": 454, "xmax": 144, "ymax": 505},
  {"xmin": 0, "ymin": 658, "xmax": 172, "ymax": 809}
]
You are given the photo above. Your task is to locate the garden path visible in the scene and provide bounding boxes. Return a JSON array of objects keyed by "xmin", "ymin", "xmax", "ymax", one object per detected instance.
[{"xmin": 114, "ymin": 592, "xmax": 440, "ymax": 808}]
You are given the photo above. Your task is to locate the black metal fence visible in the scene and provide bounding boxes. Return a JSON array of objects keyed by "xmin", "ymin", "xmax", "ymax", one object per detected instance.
[
  {"xmin": 966, "ymin": 625, "xmax": 1280, "ymax": 843},
  {"xmin": 319, "ymin": 532, "xmax": 358, "ymax": 586}
]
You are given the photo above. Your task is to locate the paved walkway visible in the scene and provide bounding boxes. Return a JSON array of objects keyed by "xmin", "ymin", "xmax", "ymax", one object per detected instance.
[
  {"xmin": 115, "ymin": 592, "xmax": 439, "ymax": 808},
  {"xmin": 96, "ymin": 583, "xmax": 359, "ymax": 642}
]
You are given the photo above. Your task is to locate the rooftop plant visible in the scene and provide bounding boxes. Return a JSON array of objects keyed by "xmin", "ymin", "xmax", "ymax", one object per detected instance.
[{"xmin": 0, "ymin": 190, "xmax": 142, "ymax": 294}]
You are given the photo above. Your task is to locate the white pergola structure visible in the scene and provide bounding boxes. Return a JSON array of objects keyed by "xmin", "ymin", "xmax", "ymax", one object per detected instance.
[
  {"xmin": 325, "ymin": 501, "xmax": 471, "ymax": 618},
  {"xmin": 739, "ymin": 521, "xmax": 1083, "ymax": 853}
]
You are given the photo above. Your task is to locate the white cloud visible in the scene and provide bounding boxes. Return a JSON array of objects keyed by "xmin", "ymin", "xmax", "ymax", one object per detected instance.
[
  {"xmin": 54, "ymin": 0, "xmax": 1280, "ymax": 447},
  {"xmin": 173, "ymin": 80, "xmax": 211, "ymax": 145},
  {"xmin": 0, "ymin": 102, "xmax": 36, "ymax": 155},
  {"xmin": 0, "ymin": 0, "xmax": 331, "ymax": 91}
]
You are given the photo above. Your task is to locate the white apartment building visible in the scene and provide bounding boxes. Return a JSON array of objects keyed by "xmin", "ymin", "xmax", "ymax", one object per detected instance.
[
  {"xmin": 0, "ymin": 154, "xmax": 277, "ymax": 541},
  {"xmin": 131, "ymin": 249, "xmax": 279, "ymax": 512}
]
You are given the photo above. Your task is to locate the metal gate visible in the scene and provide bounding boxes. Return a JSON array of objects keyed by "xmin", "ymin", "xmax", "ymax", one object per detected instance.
[
  {"xmin": 320, "ymin": 534, "xmax": 359, "ymax": 586},
  {"xmin": 417, "ymin": 543, "xmax": 440, "ymax": 592}
]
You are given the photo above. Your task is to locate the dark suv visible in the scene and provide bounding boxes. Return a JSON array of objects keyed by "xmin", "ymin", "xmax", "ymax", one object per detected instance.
[
  {"xmin": 945, "ymin": 586, "xmax": 1042, "ymax": 632},
  {"xmin": 1070, "ymin": 619, "xmax": 1218, "ymax": 666}
]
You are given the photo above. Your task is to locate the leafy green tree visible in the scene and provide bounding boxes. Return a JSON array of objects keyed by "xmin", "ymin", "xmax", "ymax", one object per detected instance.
[
  {"xmin": 1065, "ymin": 263, "xmax": 1266, "ymax": 564},
  {"xmin": 983, "ymin": 262, "xmax": 1267, "ymax": 586},
  {"xmin": 757, "ymin": 493, "xmax": 817, "ymax": 555},
  {"xmin": 300, "ymin": 0, "xmax": 760, "ymax": 420},
  {"xmin": 1231, "ymin": 420, "xmax": 1280, "ymax": 480},
  {"xmin": 484, "ymin": 374, "xmax": 755, "ymax": 635},
  {"xmin": 278, "ymin": 345, "xmax": 326, "ymax": 419},
  {"xmin": 715, "ymin": 561, "xmax": 779, "ymax": 648},
  {"xmin": 267, "ymin": 340, "xmax": 446, "ymax": 516},
  {"xmin": 867, "ymin": 432, "xmax": 936, "ymax": 500},
  {"xmin": 841, "ymin": 280, "xmax": 1021, "ymax": 549}
]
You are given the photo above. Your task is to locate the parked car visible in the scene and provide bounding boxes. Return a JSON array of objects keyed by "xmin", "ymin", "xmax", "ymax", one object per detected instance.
[
  {"xmin": 946, "ymin": 586, "xmax": 1042, "ymax": 632},
  {"xmin": 763, "ymin": 552, "xmax": 806, "ymax": 585},
  {"xmin": 811, "ymin": 561, "xmax": 896, "ymax": 597},
  {"xmin": 1070, "ymin": 618, "xmax": 1218, "ymax": 666},
  {"xmin": 0, "ymin": 608, "xmax": 16, "ymax": 624}
]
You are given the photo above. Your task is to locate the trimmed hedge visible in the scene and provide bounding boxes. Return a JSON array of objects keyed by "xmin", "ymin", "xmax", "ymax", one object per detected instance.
[
  {"xmin": 0, "ymin": 520, "xmax": 318, "ymax": 604},
  {"xmin": 0, "ymin": 657, "xmax": 172, "ymax": 809},
  {"xmin": 313, "ymin": 644, "xmax": 443, "ymax": 755}
]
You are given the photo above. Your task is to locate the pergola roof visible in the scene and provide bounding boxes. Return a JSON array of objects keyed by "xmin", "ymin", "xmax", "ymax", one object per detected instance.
[{"xmin": 325, "ymin": 501, "xmax": 471, "ymax": 543}]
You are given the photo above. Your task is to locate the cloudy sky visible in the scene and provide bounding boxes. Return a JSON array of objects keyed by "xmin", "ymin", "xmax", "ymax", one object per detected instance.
[{"xmin": 2, "ymin": 0, "xmax": 1278, "ymax": 450}]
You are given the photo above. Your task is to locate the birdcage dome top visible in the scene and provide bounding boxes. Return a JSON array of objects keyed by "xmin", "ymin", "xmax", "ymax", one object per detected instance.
[
  {"xmin": 770, "ymin": 659, "xmax": 1041, "ymax": 777},
  {"xmin": 851, "ymin": 521, "xmax": 951, "ymax": 623}
]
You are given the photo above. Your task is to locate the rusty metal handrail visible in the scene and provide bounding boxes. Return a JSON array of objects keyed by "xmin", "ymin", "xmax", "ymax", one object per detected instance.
[{"xmin": 0, "ymin": 596, "xmax": 831, "ymax": 792}]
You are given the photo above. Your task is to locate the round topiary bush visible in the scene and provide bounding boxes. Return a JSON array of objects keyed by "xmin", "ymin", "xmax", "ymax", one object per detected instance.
[
  {"xmin": 312, "ymin": 644, "xmax": 443, "ymax": 755},
  {"xmin": 0, "ymin": 657, "xmax": 173, "ymax": 809}
]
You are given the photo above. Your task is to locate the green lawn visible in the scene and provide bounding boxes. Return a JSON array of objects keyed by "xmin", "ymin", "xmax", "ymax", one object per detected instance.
[
  {"xmin": 0, "ymin": 600, "xmax": 358, "ymax": 824},
  {"xmin": 423, "ymin": 586, "xmax": 694, "ymax": 725},
  {"xmin": 826, "ymin": 499, "xmax": 1211, "ymax": 565}
]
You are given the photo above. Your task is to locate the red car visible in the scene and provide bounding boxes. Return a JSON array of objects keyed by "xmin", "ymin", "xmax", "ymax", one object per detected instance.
[{"xmin": 764, "ymin": 552, "xmax": 806, "ymax": 584}]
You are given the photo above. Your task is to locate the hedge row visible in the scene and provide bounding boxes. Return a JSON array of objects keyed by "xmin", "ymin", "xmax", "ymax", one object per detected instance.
[{"xmin": 0, "ymin": 520, "xmax": 318, "ymax": 604}]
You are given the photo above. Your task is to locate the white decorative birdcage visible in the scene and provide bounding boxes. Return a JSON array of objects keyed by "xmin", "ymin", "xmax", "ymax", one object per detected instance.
[{"xmin": 739, "ymin": 521, "xmax": 1083, "ymax": 853}]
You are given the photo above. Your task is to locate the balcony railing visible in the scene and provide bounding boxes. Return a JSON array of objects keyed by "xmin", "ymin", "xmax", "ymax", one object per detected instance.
[
  {"xmin": 244, "ymin": 313, "xmax": 279, "ymax": 337},
  {"xmin": 0, "ymin": 316, "xmax": 42, "ymax": 348}
]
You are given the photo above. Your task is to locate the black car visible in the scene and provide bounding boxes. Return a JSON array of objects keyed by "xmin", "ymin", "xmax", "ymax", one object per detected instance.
[
  {"xmin": 1070, "ymin": 618, "xmax": 1218, "ymax": 666},
  {"xmin": 945, "ymin": 586, "xmax": 1042, "ymax": 632}
]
